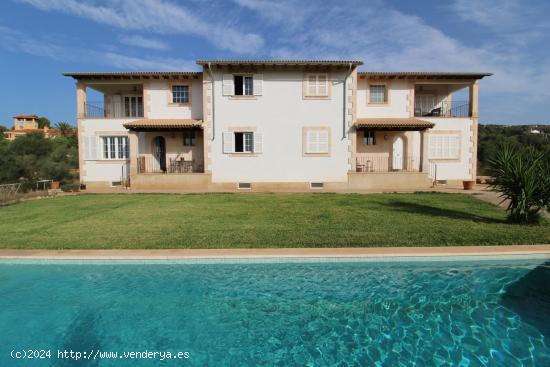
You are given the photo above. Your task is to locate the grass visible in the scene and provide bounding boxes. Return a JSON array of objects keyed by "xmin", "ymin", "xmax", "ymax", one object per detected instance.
[{"xmin": 0, "ymin": 193, "xmax": 548, "ymax": 249}]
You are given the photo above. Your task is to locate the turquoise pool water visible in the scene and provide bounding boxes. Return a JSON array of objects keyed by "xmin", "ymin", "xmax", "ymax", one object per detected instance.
[{"xmin": 0, "ymin": 258, "xmax": 549, "ymax": 366}]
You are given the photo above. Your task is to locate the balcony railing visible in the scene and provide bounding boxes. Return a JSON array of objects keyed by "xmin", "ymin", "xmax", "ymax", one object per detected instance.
[
  {"xmin": 356, "ymin": 155, "xmax": 421, "ymax": 172},
  {"xmin": 414, "ymin": 100, "xmax": 470, "ymax": 118},
  {"xmin": 84, "ymin": 101, "xmax": 144, "ymax": 119},
  {"xmin": 137, "ymin": 155, "xmax": 204, "ymax": 174}
]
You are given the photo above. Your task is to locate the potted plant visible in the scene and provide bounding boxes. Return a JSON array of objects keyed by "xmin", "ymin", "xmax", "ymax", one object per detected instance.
[
  {"xmin": 50, "ymin": 180, "xmax": 60, "ymax": 190},
  {"xmin": 462, "ymin": 180, "xmax": 475, "ymax": 190}
]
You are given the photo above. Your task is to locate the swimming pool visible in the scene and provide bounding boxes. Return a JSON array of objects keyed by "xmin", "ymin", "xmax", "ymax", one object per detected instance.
[{"xmin": 0, "ymin": 257, "xmax": 548, "ymax": 366}]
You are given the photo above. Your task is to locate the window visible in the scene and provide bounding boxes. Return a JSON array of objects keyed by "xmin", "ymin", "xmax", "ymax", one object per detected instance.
[
  {"xmin": 369, "ymin": 84, "xmax": 387, "ymax": 103},
  {"xmin": 172, "ymin": 85, "xmax": 189, "ymax": 104},
  {"xmin": 183, "ymin": 130, "xmax": 196, "ymax": 146},
  {"xmin": 363, "ymin": 130, "xmax": 376, "ymax": 145},
  {"xmin": 234, "ymin": 132, "xmax": 254, "ymax": 153},
  {"xmin": 305, "ymin": 129, "xmax": 329, "ymax": 154},
  {"xmin": 234, "ymin": 75, "xmax": 253, "ymax": 96},
  {"xmin": 102, "ymin": 136, "xmax": 129, "ymax": 160},
  {"xmin": 429, "ymin": 134, "xmax": 460, "ymax": 160},
  {"xmin": 306, "ymin": 73, "xmax": 329, "ymax": 97},
  {"xmin": 237, "ymin": 182, "xmax": 252, "ymax": 190},
  {"xmin": 124, "ymin": 96, "xmax": 143, "ymax": 117}
]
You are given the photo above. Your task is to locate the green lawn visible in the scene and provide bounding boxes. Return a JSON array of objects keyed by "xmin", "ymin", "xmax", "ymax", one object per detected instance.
[{"xmin": 0, "ymin": 193, "xmax": 548, "ymax": 248}]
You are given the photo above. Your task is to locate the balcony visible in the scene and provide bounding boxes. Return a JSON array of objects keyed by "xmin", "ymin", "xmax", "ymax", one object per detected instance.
[
  {"xmin": 414, "ymin": 100, "xmax": 470, "ymax": 118},
  {"xmin": 84, "ymin": 98, "xmax": 143, "ymax": 119},
  {"xmin": 79, "ymin": 83, "xmax": 144, "ymax": 119}
]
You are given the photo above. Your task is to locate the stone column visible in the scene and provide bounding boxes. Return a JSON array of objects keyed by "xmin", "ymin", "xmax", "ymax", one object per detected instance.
[
  {"xmin": 469, "ymin": 81, "xmax": 479, "ymax": 180},
  {"xmin": 420, "ymin": 129, "xmax": 429, "ymax": 173},
  {"xmin": 76, "ymin": 82, "xmax": 86, "ymax": 119},
  {"xmin": 128, "ymin": 131, "xmax": 139, "ymax": 176}
]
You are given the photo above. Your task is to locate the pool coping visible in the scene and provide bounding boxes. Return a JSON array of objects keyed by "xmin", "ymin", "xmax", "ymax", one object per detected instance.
[{"xmin": 0, "ymin": 245, "xmax": 549, "ymax": 260}]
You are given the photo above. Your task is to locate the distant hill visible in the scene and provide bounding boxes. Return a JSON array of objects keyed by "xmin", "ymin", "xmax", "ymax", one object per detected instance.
[{"xmin": 478, "ymin": 124, "xmax": 550, "ymax": 175}]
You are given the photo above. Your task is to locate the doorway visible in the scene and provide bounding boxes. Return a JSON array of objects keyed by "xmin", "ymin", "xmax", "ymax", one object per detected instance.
[
  {"xmin": 392, "ymin": 136, "xmax": 404, "ymax": 170},
  {"xmin": 152, "ymin": 136, "xmax": 166, "ymax": 172}
]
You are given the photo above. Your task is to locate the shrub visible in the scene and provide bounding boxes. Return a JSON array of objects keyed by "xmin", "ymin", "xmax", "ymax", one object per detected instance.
[
  {"xmin": 60, "ymin": 183, "xmax": 74, "ymax": 192},
  {"xmin": 488, "ymin": 144, "xmax": 550, "ymax": 223}
]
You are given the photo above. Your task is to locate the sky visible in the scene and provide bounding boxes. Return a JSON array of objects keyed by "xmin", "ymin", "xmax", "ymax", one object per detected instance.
[{"xmin": 1, "ymin": 0, "xmax": 549, "ymax": 127}]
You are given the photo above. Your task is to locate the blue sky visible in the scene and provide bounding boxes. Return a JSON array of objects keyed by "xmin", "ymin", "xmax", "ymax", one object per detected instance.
[{"xmin": 1, "ymin": 0, "xmax": 549, "ymax": 126}]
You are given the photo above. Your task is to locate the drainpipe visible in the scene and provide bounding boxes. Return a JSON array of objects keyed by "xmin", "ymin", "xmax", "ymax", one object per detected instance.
[
  {"xmin": 343, "ymin": 63, "xmax": 353, "ymax": 139},
  {"xmin": 207, "ymin": 62, "xmax": 215, "ymax": 140}
]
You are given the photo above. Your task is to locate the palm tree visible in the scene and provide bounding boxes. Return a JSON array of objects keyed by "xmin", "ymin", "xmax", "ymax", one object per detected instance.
[{"xmin": 54, "ymin": 122, "xmax": 75, "ymax": 137}]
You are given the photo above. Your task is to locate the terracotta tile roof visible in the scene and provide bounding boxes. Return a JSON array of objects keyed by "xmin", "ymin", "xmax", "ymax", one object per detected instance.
[
  {"xmin": 197, "ymin": 60, "xmax": 363, "ymax": 66},
  {"xmin": 123, "ymin": 119, "xmax": 203, "ymax": 130},
  {"xmin": 63, "ymin": 71, "xmax": 202, "ymax": 80},
  {"xmin": 13, "ymin": 115, "xmax": 37, "ymax": 119},
  {"xmin": 358, "ymin": 71, "xmax": 492, "ymax": 79},
  {"xmin": 355, "ymin": 118, "xmax": 435, "ymax": 130},
  {"xmin": 6, "ymin": 128, "xmax": 57, "ymax": 133}
]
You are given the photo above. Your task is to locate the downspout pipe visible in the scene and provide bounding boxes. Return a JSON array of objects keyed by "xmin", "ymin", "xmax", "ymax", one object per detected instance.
[
  {"xmin": 207, "ymin": 62, "xmax": 215, "ymax": 141},
  {"xmin": 343, "ymin": 62, "xmax": 353, "ymax": 139}
]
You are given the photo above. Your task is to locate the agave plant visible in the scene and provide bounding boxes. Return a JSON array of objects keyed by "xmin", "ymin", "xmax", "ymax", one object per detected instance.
[{"xmin": 488, "ymin": 144, "xmax": 550, "ymax": 223}]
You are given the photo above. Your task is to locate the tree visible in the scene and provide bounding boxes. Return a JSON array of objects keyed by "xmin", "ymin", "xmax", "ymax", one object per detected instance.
[
  {"xmin": 0, "ymin": 125, "xmax": 6, "ymax": 142},
  {"xmin": 488, "ymin": 144, "xmax": 550, "ymax": 223},
  {"xmin": 35, "ymin": 116, "xmax": 51, "ymax": 129},
  {"xmin": 0, "ymin": 132, "xmax": 77, "ymax": 187},
  {"xmin": 54, "ymin": 121, "xmax": 75, "ymax": 137}
]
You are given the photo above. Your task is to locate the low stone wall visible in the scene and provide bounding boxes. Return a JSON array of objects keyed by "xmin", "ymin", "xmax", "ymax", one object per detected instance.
[
  {"xmin": 130, "ymin": 173, "xmax": 212, "ymax": 191},
  {"xmin": 345, "ymin": 172, "xmax": 433, "ymax": 191}
]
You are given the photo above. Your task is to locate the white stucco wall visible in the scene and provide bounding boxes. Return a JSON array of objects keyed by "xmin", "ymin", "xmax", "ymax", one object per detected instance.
[
  {"xmin": 357, "ymin": 79, "xmax": 410, "ymax": 118},
  {"xmin": 147, "ymin": 79, "xmax": 203, "ymax": 120},
  {"xmin": 425, "ymin": 118, "xmax": 473, "ymax": 181},
  {"xmin": 80, "ymin": 119, "xmax": 130, "ymax": 183},
  {"xmin": 210, "ymin": 70, "xmax": 351, "ymax": 183}
]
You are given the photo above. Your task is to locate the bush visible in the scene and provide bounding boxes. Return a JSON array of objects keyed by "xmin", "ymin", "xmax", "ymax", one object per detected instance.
[
  {"xmin": 60, "ymin": 184, "xmax": 75, "ymax": 192},
  {"xmin": 488, "ymin": 144, "xmax": 550, "ymax": 223}
]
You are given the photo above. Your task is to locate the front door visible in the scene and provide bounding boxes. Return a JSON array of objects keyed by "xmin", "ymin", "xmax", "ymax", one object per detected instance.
[
  {"xmin": 153, "ymin": 136, "xmax": 166, "ymax": 172},
  {"xmin": 392, "ymin": 136, "xmax": 404, "ymax": 170}
]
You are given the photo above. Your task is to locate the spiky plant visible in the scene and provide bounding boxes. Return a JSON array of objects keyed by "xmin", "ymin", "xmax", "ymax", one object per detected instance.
[{"xmin": 488, "ymin": 144, "xmax": 549, "ymax": 223}]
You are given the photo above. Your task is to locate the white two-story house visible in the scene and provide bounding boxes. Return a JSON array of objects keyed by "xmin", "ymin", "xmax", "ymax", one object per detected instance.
[{"xmin": 64, "ymin": 60, "xmax": 490, "ymax": 192}]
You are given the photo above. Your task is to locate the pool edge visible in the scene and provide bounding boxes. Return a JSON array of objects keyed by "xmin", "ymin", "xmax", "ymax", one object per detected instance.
[{"xmin": 0, "ymin": 245, "xmax": 549, "ymax": 260}]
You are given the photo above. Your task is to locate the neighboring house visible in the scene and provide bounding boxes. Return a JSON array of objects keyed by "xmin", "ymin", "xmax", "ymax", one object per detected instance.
[
  {"xmin": 3, "ymin": 115, "xmax": 58, "ymax": 141},
  {"xmin": 64, "ymin": 60, "xmax": 491, "ymax": 191}
]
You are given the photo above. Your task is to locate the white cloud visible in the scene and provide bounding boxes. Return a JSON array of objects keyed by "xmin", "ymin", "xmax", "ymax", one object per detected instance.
[
  {"xmin": 0, "ymin": 25, "xmax": 69, "ymax": 60},
  {"xmin": 118, "ymin": 35, "xmax": 169, "ymax": 50},
  {"xmin": 15, "ymin": 0, "xmax": 264, "ymax": 54},
  {"xmin": 232, "ymin": 0, "xmax": 550, "ymax": 122},
  {"xmin": 0, "ymin": 25, "xmax": 198, "ymax": 71},
  {"xmin": 98, "ymin": 52, "xmax": 196, "ymax": 71}
]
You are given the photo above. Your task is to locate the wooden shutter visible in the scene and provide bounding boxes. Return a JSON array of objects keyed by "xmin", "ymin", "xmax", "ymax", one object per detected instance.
[
  {"xmin": 318, "ymin": 74, "xmax": 328, "ymax": 96},
  {"xmin": 84, "ymin": 135, "xmax": 98, "ymax": 160},
  {"xmin": 307, "ymin": 74, "xmax": 317, "ymax": 96},
  {"xmin": 306, "ymin": 131, "xmax": 317, "ymax": 153},
  {"xmin": 318, "ymin": 130, "xmax": 329, "ymax": 152},
  {"xmin": 138, "ymin": 132, "xmax": 145, "ymax": 154},
  {"xmin": 223, "ymin": 132, "xmax": 234, "ymax": 153},
  {"xmin": 253, "ymin": 74, "xmax": 263, "ymax": 95},
  {"xmin": 110, "ymin": 95, "xmax": 122, "ymax": 118},
  {"xmin": 253, "ymin": 132, "xmax": 263, "ymax": 153},
  {"xmin": 222, "ymin": 74, "xmax": 234, "ymax": 96},
  {"xmin": 449, "ymin": 135, "xmax": 460, "ymax": 158}
]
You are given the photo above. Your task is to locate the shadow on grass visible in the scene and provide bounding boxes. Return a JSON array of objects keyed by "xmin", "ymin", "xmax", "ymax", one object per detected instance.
[
  {"xmin": 382, "ymin": 201, "xmax": 506, "ymax": 224},
  {"xmin": 501, "ymin": 261, "xmax": 550, "ymax": 338}
]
